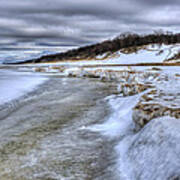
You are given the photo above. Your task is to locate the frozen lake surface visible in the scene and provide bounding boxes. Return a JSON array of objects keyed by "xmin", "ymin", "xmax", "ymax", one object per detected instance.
[{"xmin": 0, "ymin": 69, "xmax": 48, "ymax": 105}]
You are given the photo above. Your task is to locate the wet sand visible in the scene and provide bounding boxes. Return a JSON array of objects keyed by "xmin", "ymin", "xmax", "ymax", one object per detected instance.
[{"xmin": 0, "ymin": 74, "xmax": 118, "ymax": 180}]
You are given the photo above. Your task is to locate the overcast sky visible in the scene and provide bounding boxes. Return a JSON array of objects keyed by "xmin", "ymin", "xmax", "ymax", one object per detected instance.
[{"xmin": 0, "ymin": 0, "xmax": 179, "ymax": 46}]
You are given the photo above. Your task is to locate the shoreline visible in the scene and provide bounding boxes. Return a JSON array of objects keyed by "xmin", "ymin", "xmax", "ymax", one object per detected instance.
[
  {"xmin": 1, "ymin": 50, "xmax": 180, "ymax": 179},
  {"xmin": 0, "ymin": 74, "xmax": 119, "ymax": 179}
]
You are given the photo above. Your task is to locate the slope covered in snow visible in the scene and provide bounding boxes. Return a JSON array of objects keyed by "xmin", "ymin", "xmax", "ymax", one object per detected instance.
[{"xmin": 7, "ymin": 43, "xmax": 179, "ymax": 76}]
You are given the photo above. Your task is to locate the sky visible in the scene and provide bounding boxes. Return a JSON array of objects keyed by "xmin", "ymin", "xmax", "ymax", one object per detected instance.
[{"xmin": 0, "ymin": 0, "xmax": 179, "ymax": 47}]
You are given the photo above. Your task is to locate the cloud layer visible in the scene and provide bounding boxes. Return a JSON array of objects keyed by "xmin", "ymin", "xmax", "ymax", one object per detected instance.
[{"xmin": 0, "ymin": 0, "xmax": 179, "ymax": 46}]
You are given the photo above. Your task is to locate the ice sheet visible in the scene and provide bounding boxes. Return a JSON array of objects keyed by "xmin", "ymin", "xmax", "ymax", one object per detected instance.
[{"xmin": 0, "ymin": 70, "xmax": 48, "ymax": 105}]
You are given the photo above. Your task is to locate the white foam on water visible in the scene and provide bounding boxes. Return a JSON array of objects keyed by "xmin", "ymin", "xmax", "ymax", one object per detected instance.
[
  {"xmin": 87, "ymin": 92, "xmax": 143, "ymax": 138},
  {"xmin": 115, "ymin": 135, "xmax": 136, "ymax": 180},
  {"xmin": 85, "ymin": 91, "xmax": 150, "ymax": 179}
]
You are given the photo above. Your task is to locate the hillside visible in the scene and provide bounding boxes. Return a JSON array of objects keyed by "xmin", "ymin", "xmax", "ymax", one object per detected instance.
[{"xmin": 5, "ymin": 32, "xmax": 180, "ymax": 64}]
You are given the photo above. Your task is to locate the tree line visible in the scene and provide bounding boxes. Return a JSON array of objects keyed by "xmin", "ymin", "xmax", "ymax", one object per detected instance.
[{"xmin": 7, "ymin": 31, "xmax": 180, "ymax": 64}]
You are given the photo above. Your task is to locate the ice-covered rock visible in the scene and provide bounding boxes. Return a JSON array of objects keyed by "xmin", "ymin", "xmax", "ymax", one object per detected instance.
[
  {"xmin": 133, "ymin": 75, "xmax": 180, "ymax": 129},
  {"xmin": 118, "ymin": 83, "xmax": 154, "ymax": 96},
  {"xmin": 121, "ymin": 116, "xmax": 180, "ymax": 180}
]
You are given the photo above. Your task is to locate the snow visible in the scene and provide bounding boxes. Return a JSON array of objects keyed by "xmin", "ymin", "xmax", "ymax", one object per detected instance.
[
  {"xmin": 0, "ymin": 70, "xmax": 48, "ymax": 105},
  {"xmin": 84, "ymin": 65, "xmax": 180, "ymax": 179},
  {"xmin": 34, "ymin": 44, "xmax": 180, "ymax": 66},
  {"xmin": 0, "ymin": 42, "xmax": 179, "ymax": 179},
  {"xmin": 7, "ymin": 44, "xmax": 179, "ymax": 77},
  {"xmin": 87, "ymin": 91, "xmax": 146, "ymax": 138},
  {"xmin": 115, "ymin": 116, "xmax": 180, "ymax": 180},
  {"xmin": 84, "ymin": 92, "xmax": 146, "ymax": 179},
  {"xmin": 8, "ymin": 44, "xmax": 178, "ymax": 68}
]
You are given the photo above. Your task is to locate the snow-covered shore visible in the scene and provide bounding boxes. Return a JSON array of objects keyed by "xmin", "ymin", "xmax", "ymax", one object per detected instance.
[
  {"xmin": 0, "ymin": 42, "xmax": 180, "ymax": 179},
  {"xmin": 84, "ymin": 65, "xmax": 180, "ymax": 180}
]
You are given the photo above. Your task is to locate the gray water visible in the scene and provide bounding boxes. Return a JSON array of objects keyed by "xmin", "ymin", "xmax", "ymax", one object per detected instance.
[{"xmin": 0, "ymin": 70, "xmax": 119, "ymax": 180}]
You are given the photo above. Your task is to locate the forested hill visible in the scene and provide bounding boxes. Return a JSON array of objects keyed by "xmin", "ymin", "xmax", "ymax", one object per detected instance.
[{"xmin": 6, "ymin": 32, "xmax": 180, "ymax": 64}]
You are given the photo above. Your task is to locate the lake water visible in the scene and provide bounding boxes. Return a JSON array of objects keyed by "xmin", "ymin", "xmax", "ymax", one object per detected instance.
[
  {"xmin": 0, "ymin": 71, "xmax": 119, "ymax": 179},
  {"xmin": 0, "ymin": 42, "xmax": 77, "ymax": 64}
]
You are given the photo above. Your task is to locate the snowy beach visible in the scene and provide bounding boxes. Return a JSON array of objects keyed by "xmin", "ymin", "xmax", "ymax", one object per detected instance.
[
  {"xmin": 0, "ymin": 0, "xmax": 180, "ymax": 178},
  {"xmin": 1, "ymin": 54, "xmax": 180, "ymax": 179},
  {"xmin": 0, "ymin": 35, "xmax": 180, "ymax": 179}
]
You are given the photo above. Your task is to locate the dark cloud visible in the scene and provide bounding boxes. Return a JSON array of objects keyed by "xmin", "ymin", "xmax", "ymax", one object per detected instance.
[
  {"xmin": 0, "ymin": 0, "xmax": 179, "ymax": 47},
  {"xmin": 136, "ymin": 0, "xmax": 180, "ymax": 6}
]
